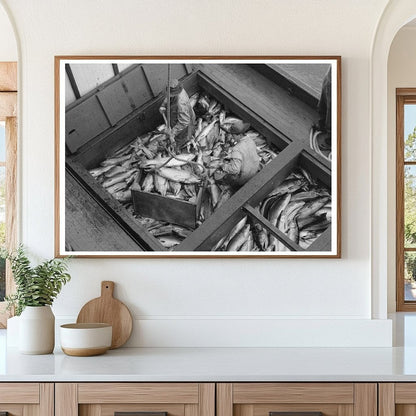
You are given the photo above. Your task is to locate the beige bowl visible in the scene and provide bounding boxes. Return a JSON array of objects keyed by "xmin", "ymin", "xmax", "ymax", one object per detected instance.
[{"xmin": 60, "ymin": 323, "xmax": 112, "ymax": 357}]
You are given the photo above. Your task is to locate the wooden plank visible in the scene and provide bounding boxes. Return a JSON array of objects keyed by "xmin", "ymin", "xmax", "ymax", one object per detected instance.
[
  {"xmin": 337, "ymin": 405, "xmax": 353, "ymax": 416},
  {"xmin": 379, "ymin": 383, "xmax": 395, "ymax": 416},
  {"xmin": 65, "ymin": 167, "xmax": 144, "ymax": 251},
  {"xmin": 197, "ymin": 64, "xmax": 318, "ymax": 151},
  {"xmin": 396, "ymin": 404, "xmax": 416, "ymax": 416},
  {"xmin": 308, "ymin": 226, "xmax": 331, "ymax": 251},
  {"xmin": 66, "ymin": 95, "xmax": 111, "ymax": 153},
  {"xmin": 185, "ymin": 404, "xmax": 199, "ymax": 416},
  {"xmin": 78, "ymin": 383, "xmax": 199, "ymax": 404},
  {"xmin": 251, "ymin": 63, "xmax": 329, "ymax": 107},
  {"xmin": 132, "ymin": 189, "xmax": 197, "ymax": 229},
  {"xmin": 55, "ymin": 383, "xmax": 78, "ymax": 416},
  {"xmin": 232, "ymin": 383, "xmax": 353, "ymax": 404},
  {"xmin": 243, "ymin": 204, "xmax": 305, "ymax": 251},
  {"xmin": 39, "ymin": 383, "xmax": 54, "ymax": 416},
  {"xmin": 142, "ymin": 64, "xmax": 188, "ymax": 97},
  {"xmin": 216, "ymin": 384, "xmax": 233, "ymax": 416},
  {"xmin": 97, "ymin": 80, "xmax": 134, "ymax": 125},
  {"xmin": 175, "ymin": 141, "xmax": 303, "ymax": 251},
  {"xmin": 199, "ymin": 384, "xmax": 215, "ymax": 416},
  {"xmin": 198, "ymin": 73, "xmax": 290, "ymax": 151},
  {"xmin": 0, "ymin": 92, "xmax": 16, "ymax": 121},
  {"xmin": 0, "ymin": 62, "xmax": 17, "ymax": 91},
  {"xmin": 354, "ymin": 384, "xmax": 377, "ymax": 416},
  {"xmin": 73, "ymin": 71, "xmax": 198, "ymax": 169},
  {"xmin": 67, "ymin": 162, "xmax": 165, "ymax": 251},
  {"xmin": 0, "ymin": 383, "xmax": 39, "ymax": 404},
  {"xmin": 70, "ymin": 63, "xmax": 114, "ymax": 97},
  {"xmin": 395, "ymin": 383, "xmax": 416, "ymax": 403},
  {"xmin": 122, "ymin": 65, "xmax": 154, "ymax": 108}
]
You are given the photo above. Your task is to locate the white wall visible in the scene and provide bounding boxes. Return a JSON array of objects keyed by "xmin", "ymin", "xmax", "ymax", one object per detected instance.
[
  {"xmin": 387, "ymin": 26, "xmax": 416, "ymax": 312},
  {"xmin": 0, "ymin": 3, "xmax": 16, "ymax": 61},
  {"xmin": 0, "ymin": 0, "xmax": 394, "ymax": 347}
]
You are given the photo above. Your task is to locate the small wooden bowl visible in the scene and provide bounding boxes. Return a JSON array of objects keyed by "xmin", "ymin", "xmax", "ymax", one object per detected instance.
[{"xmin": 60, "ymin": 323, "xmax": 112, "ymax": 356}]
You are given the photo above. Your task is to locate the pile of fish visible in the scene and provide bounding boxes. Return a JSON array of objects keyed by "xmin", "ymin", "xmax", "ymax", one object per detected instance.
[
  {"xmin": 88, "ymin": 90, "xmax": 280, "ymax": 249},
  {"xmin": 212, "ymin": 168, "xmax": 331, "ymax": 252}
]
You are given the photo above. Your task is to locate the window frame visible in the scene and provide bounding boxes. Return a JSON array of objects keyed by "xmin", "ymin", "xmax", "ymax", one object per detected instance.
[{"xmin": 0, "ymin": 62, "xmax": 17, "ymax": 327}]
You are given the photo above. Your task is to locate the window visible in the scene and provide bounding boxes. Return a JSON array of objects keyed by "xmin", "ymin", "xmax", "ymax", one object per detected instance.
[{"xmin": 0, "ymin": 62, "xmax": 17, "ymax": 326}]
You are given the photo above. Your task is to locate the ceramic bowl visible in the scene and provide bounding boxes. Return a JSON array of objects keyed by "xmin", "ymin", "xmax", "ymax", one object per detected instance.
[{"xmin": 60, "ymin": 323, "xmax": 112, "ymax": 356}]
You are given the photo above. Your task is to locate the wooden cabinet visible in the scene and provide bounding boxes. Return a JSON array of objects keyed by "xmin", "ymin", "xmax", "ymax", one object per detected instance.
[
  {"xmin": 55, "ymin": 383, "xmax": 215, "ymax": 416},
  {"xmin": 217, "ymin": 383, "xmax": 377, "ymax": 416},
  {"xmin": 379, "ymin": 383, "xmax": 416, "ymax": 416},
  {"xmin": 0, "ymin": 383, "xmax": 53, "ymax": 416}
]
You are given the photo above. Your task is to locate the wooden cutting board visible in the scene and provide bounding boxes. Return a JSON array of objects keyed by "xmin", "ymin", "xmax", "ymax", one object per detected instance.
[{"xmin": 76, "ymin": 281, "xmax": 133, "ymax": 349}]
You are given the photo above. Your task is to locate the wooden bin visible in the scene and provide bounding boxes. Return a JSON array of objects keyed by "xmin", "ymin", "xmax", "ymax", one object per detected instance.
[{"xmin": 66, "ymin": 63, "xmax": 329, "ymax": 253}]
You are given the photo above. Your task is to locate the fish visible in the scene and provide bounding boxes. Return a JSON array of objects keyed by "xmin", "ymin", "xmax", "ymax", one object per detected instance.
[
  {"xmin": 252, "ymin": 223, "xmax": 269, "ymax": 251},
  {"xmin": 290, "ymin": 191, "xmax": 322, "ymax": 202},
  {"xmin": 139, "ymin": 153, "xmax": 195, "ymax": 169},
  {"xmin": 102, "ymin": 169, "xmax": 137, "ymax": 188},
  {"xmin": 297, "ymin": 215, "xmax": 321, "ymax": 230},
  {"xmin": 208, "ymin": 181, "xmax": 221, "ymax": 208},
  {"xmin": 89, "ymin": 165, "xmax": 114, "ymax": 178},
  {"xmin": 299, "ymin": 167, "xmax": 315, "ymax": 185},
  {"xmin": 220, "ymin": 118, "xmax": 250, "ymax": 134},
  {"xmin": 227, "ymin": 225, "xmax": 250, "ymax": 251},
  {"xmin": 195, "ymin": 94, "xmax": 210, "ymax": 115},
  {"xmin": 303, "ymin": 219, "xmax": 331, "ymax": 232},
  {"xmin": 104, "ymin": 165, "xmax": 128, "ymax": 178},
  {"xmin": 208, "ymin": 98, "xmax": 218, "ymax": 113},
  {"xmin": 193, "ymin": 150, "xmax": 204, "ymax": 175},
  {"xmin": 222, "ymin": 216, "xmax": 247, "ymax": 248},
  {"xmin": 189, "ymin": 92, "xmax": 199, "ymax": 108},
  {"xmin": 101, "ymin": 154, "xmax": 132, "ymax": 166},
  {"xmin": 158, "ymin": 235, "xmax": 182, "ymax": 249},
  {"xmin": 169, "ymin": 180, "xmax": 182, "ymax": 196},
  {"xmin": 314, "ymin": 206, "xmax": 332, "ymax": 220},
  {"xmin": 106, "ymin": 182, "xmax": 127, "ymax": 194},
  {"xmin": 297, "ymin": 197, "xmax": 330, "ymax": 219},
  {"xmin": 268, "ymin": 194, "xmax": 291, "ymax": 226},
  {"xmin": 268, "ymin": 178, "xmax": 307, "ymax": 197},
  {"xmin": 112, "ymin": 190, "xmax": 132, "ymax": 203},
  {"xmin": 154, "ymin": 173, "xmax": 168, "ymax": 196},
  {"xmin": 158, "ymin": 167, "xmax": 201, "ymax": 184},
  {"xmin": 278, "ymin": 201, "xmax": 305, "ymax": 232},
  {"xmin": 113, "ymin": 141, "xmax": 135, "ymax": 157},
  {"xmin": 184, "ymin": 184, "xmax": 196, "ymax": 197},
  {"xmin": 287, "ymin": 221, "xmax": 299, "ymax": 243},
  {"xmin": 195, "ymin": 118, "xmax": 204, "ymax": 137},
  {"xmin": 142, "ymin": 173, "xmax": 154, "ymax": 193},
  {"xmin": 239, "ymin": 232, "xmax": 254, "ymax": 251},
  {"xmin": 211, "ymin": 235, "xmax": 227, "ymax": 252},
  {"xmin": 196, "ymin": 119, "xmax": 219, "ymax": 148},
  {"xmin": 216, "ymin": 188, "xmax": 232, "ymax": 209}
]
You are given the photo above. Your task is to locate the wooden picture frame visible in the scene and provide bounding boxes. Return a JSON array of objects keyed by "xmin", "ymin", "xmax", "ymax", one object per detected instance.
[{"xmin": 55, "ymin": 56, "xmax": 341, "ymax": 258}]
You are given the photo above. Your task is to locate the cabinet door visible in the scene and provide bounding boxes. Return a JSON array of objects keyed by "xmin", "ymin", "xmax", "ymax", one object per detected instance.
[
  {"xmin": 379, "ymin": 383, "xmax": 416, "ymax": 416},
  {"xmin": 55, "ymin": 383, "xmax": 215, "ymax": 416},
  {"xmin": 217, "ymin": 383, "xmax": 377, "ymax": 416},
  {"xmin": 0, "ymin": 383, "xmax": 53, "ymax": 416}
]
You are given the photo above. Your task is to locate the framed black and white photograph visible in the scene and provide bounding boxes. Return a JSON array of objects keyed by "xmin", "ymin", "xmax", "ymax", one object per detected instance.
[{"xmin": 55, "ymin": 56, "xmax": 341, "ymax": 257}]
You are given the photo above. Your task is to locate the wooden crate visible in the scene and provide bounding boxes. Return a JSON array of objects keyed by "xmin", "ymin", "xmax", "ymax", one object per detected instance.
[{"xmin": 66, "ymin": 64, "xmax": 330, "ymax": 253}]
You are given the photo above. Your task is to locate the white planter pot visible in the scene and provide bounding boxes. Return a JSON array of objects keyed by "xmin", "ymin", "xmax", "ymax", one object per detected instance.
[
  {"xmin": 19, "ymin": 306, "xmax": 55, "ymax": 354},
  {"xmin": 6, "ymin": 315, "xmax": 20, "ymax": 347}
]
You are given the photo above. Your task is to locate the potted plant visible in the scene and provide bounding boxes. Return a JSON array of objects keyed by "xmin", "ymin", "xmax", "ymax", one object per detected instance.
[{"xmin": 4, "ymin": 246, "xmax": 71, "ymax": 354}]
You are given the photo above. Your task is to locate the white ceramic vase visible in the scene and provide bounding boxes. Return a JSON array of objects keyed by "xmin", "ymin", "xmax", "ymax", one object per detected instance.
[{"xmin": 19, "ymin": 306, "xmax": 55, "ymax": 354}]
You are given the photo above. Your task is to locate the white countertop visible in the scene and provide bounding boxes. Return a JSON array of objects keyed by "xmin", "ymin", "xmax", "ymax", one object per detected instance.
[
  {"xmin": 2, "ymin": 346, "xmax": 416, "ymax": 382},
  {"xmin": 2, "ymin": 313, "xmax": 416, "ymax": 382}
]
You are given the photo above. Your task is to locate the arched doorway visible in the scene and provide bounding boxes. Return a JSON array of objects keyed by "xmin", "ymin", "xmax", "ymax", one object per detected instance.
[{"xmin": 371, "ymin": 1, "xmax": 416, "ymax": 319}]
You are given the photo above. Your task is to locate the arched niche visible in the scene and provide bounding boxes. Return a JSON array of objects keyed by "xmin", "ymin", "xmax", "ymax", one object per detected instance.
[{"xmin": 372, "ymin": 1, "xmax": 416, "ymax": 319}]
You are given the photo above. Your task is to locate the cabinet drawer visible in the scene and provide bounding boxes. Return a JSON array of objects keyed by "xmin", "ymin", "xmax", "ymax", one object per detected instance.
[
  {"xmin": 379, "ymin": 383, "xmax": 416, "ymax": 415},
  {"xmin": 218, "ymin": 383, "xmax": 376, "ymax": 416},
  {"xmin": 56, "ymin": 383, "xmax": 215, "ymax": 416}
]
